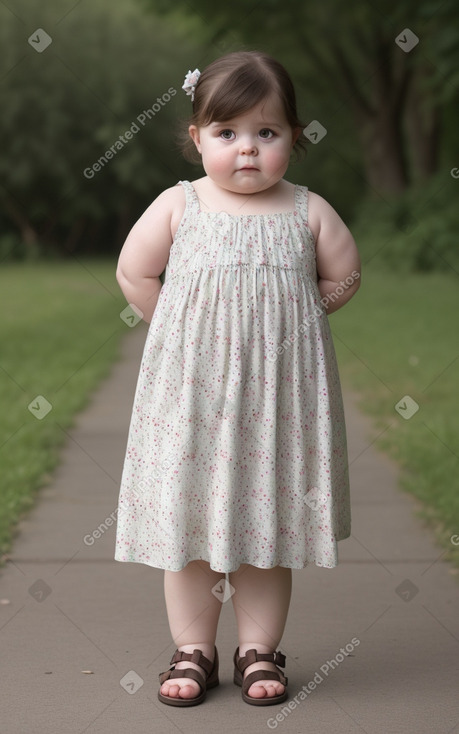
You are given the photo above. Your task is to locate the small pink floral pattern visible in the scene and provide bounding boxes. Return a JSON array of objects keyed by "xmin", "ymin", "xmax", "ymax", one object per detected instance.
[{"xmin": 114, "ymin": 180, "xmax": 351, "ymax": 572}]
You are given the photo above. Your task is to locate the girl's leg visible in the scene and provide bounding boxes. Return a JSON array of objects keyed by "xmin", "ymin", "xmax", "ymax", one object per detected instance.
[
  {"xmin": 160, "ymin": 560, "xmax": 225, "ymax": 699},
  {"xmin": 228, "ymin": 564, "xmax": 292, "ymax": 699}
]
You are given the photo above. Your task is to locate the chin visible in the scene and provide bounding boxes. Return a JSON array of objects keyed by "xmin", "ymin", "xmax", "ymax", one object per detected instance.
[{"xmin": 235, "ymin": 182, "xmax": 264, "ymax": 194}]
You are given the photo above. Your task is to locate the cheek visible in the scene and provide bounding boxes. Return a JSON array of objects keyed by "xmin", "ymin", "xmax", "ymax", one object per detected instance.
[
  {"xmin": 264, "ymin": 145, "xmax": 290, "ymax": 170},
  {"xmin": 203, "ymin": 145, "xmax": 233, "ymax": 173}
]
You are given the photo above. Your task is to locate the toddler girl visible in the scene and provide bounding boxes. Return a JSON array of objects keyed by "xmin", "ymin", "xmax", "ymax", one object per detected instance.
[{"xmin": 115, "ymin": 50, "xmax": 360, "ymax": 707}]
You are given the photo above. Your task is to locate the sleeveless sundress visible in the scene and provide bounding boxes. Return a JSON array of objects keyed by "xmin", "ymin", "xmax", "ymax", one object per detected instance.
[{"xmin": 114, "ymin": 180, "xmax": 351, "ymax": 573}]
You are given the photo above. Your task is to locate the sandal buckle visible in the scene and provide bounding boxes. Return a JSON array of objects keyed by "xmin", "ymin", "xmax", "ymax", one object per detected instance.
[{"xmin": 273, "ymin": 651, "xmax": 286, "ymax": 667}]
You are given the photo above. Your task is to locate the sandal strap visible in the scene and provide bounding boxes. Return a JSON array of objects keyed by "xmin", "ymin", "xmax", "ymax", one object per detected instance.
[
  {"xmin": 169, "ymin": 648, "xmax": 214, "ymax": 676},
  {"xmin": 158, "ymin": 647, "xmax": 215, "ymax": 685},
  {"xmin": 236, "ymin": 648, "xmax": 286, "ymax": 673}
]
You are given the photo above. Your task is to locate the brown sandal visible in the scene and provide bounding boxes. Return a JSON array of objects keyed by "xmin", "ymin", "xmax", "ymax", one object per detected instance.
[
  {"xmin": 233, "ymin": 647, "xmax": 288, "ymax": 706},
  {"xmin": 158, "ymin": 646, "xmax": 219, "ymax": 707}
]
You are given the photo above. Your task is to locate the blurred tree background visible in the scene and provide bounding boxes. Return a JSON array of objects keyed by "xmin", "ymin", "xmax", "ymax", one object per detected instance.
[
  {"xmin": 1, "ymin": 0, "xmax": 458, "ymax": 271},
  {"xmin": 0, "ymin": 0, "xmax": 202, "ymax": 259}
]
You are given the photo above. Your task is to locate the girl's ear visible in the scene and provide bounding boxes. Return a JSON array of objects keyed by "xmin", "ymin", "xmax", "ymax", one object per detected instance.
[
  {"xmin": 291, "ymin": 126, "xmax": 302, "ymax": 146},
  {"xmin": 188, "ymin": 125, "xmax": 201, "ymax": 153}
]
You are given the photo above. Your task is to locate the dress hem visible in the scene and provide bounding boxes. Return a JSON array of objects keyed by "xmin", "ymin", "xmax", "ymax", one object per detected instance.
[{"xmin": 113, "ymin": 549, "xmax": 347, "ymax": 574}]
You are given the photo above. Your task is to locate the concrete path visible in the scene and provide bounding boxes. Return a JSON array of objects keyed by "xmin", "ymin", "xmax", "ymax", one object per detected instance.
[{"xmin": 1, "ymin": 325, "xmax": 459, "ymax": 734}]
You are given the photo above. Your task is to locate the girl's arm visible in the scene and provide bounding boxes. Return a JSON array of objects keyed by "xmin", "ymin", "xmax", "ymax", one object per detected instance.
[
  {"xmin": 309, "ymin": 192, "xmax": 361, "ymax": 314},
  {"xmin": 116, "ymin": 186, "xmax": 183, "ymax": 323}
]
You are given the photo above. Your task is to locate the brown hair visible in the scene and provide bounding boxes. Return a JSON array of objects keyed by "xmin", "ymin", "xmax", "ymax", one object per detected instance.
[{"xmin": 178, "ymin": 50, "xmax": 307, "ymax": 164}]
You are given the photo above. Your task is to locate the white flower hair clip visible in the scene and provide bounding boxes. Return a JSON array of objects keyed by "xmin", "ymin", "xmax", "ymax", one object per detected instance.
[{"xmin": 182, "ymin": 68, "xmax": 201, "ymax": 102}]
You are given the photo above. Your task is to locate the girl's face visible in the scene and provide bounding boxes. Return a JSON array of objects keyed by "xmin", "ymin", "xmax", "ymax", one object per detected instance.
[{"xmin": 188, "ymin": 93, "xmax": 302, "ymax": 195}]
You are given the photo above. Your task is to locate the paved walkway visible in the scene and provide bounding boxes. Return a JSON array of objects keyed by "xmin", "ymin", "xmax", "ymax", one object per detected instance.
[{"xmin": 1, "ymin": 325, "xmax": 459, "ymax": 734}]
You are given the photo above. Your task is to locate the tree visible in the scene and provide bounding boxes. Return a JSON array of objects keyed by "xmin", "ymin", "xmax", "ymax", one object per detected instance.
[{"xmin": 0, "ymin": 0, "xmax": 202, "ymax": 258}]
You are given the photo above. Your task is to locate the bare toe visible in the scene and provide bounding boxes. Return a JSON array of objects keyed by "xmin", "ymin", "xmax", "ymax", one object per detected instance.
[
  {"xmin": 248, "ymin": 680, "xmax": 284, "ymax": 698},
  {"xmin": 160, "ymin": 681, "xmax": 179, "ymax": 698},
  {"xmin": 161, "ymin": 678, "xmax": 200, "ymax": 698}
]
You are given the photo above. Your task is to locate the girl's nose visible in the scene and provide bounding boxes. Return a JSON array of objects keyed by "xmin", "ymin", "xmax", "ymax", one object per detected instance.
[{"xmin": 239, "ymin": 137, "xmax": 258, "ymax": 155}]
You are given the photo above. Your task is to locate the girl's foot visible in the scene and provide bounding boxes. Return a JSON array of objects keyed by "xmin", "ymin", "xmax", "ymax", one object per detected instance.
[
  {"xmin": 243, "ymin": 661, "xmax": 285, "ymax": 699},
  {"xmin": 238, "ymin": 646, "xmax": 286, "ymax": 699},
  {"xmin": 159, "ymin": 644, "xmax": 215, "ymax": 700}
]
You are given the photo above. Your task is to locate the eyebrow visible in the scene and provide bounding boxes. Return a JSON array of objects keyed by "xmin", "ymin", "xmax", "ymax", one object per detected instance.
[{"xmin": 210, "ymin": 120, "xmax": 283, "ymax": 128}]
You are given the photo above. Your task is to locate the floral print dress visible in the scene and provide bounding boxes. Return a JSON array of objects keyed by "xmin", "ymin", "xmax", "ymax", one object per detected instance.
[{"xmin": 114, "ymin": 180, "xmax": 351, "ymax": 573}]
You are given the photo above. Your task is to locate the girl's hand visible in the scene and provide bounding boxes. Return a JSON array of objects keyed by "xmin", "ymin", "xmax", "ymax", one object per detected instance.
[
  {"xmin": 116, "ymin": 185, "xmax": 184, "ymax": 323},
  {"xmin": 308, "ymin": 192, "xmax": 361, "ymax": 314}
]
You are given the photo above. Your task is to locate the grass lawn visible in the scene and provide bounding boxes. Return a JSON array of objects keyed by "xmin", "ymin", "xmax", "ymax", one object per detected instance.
[
  {"xmin": 0, "ymin": 259, "xmax": 127, "ymax": 561},
  {"xmin": 330, "ymin": 266, "xmax": 459, "ymax": 567}
]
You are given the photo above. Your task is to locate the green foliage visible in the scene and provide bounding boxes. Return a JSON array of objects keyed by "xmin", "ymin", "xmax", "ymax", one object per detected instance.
[
  {"xmin": 420, "ymin": 0, "xmax": 459, "ymax": 100},
  {"xmin": 0, "ymin": 0, "xmax": 202, "ymax": 258},
  {"xmin": 352, "ymin": 172, "xmax": 459, "ymax": 273}
]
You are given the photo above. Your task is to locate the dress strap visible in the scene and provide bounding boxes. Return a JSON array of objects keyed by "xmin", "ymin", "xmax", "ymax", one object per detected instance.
[
  {"xmin": 294, "ymin": 184, "xmax": 309, "ymax": 223},
  {"xmin": 177, "ymin": 180, "xmax": 200, "ymax": 213}
]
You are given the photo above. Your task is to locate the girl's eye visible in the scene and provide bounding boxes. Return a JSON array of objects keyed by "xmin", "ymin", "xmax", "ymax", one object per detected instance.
[
  {"xmin": 259, "ymin": 128, "xmax": 274, "ymax": 139},
  {"xmin": 220, "ymin": 129, "xmax": 235, "ymax": 140}
]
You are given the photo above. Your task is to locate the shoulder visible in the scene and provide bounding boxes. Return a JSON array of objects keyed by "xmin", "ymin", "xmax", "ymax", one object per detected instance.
[
  {"xmin": 154, "ymin": 182, "xmax": 186, "ymax": 213},
  {"xmin": 136, "ymin": 183, "xmax": 187, "ymax": 238},
  {"xmin": 306, "ymin": 190, "xmax": 350, "ymax": 242},
  {"xmin": 136, "ymin": 184, "xmax": 184, "ymax": 221}
]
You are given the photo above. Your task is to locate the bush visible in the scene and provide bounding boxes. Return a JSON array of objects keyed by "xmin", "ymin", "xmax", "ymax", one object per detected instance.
[{"xmin": 352, "ymin": 173, "xmax": 459, "ymax": 273}]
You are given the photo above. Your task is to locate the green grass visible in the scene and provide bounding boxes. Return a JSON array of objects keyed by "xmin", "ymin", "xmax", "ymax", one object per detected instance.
[
  {"xmin": 330, "ymin": 266, "xmax": 459, "ymax": 567},
  {"xmin": 0, "ymin": 259, "xmax": 127, "ymax": 560}
]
